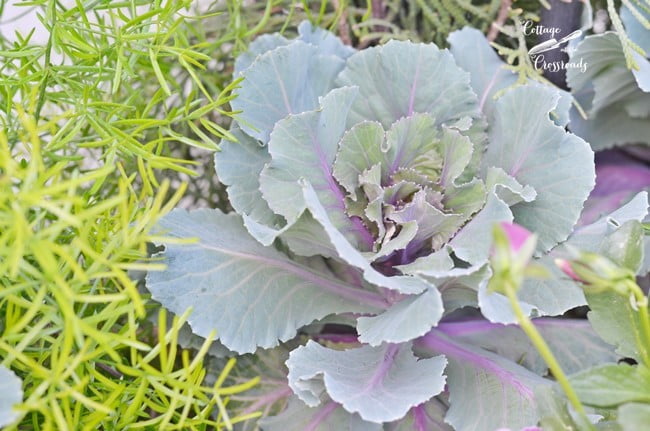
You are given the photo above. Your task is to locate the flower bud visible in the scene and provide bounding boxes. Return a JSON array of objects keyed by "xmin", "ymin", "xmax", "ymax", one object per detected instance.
[
  {"xmin": 499, "ymin": 221, "xmax": 533, "ymax": 253},
  {"xmin": 554, "ymin": 252, "xmax": 636, "ymax": 295}
]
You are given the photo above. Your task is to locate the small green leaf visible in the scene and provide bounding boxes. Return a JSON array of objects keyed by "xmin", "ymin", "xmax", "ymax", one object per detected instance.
[
  {"xmin": 586, "ymin": 290, "xmax": 644, "ymax": 361},
  {"xmin": 618, "ymin": 402, "xmax": 650, "ymax": 431},
  {"xmin": 600, "ymin": 220, "xmax": 645, "ymax": 273},
  {"xmin": 571, "ymin": 364, "xmax": 650, "ymax": 408}
]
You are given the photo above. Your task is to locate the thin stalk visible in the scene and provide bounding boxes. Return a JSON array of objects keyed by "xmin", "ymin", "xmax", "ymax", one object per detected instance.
[
  {"xmin": 35, "ymin": 0, "xmax": 57, "ymax": 124},
  {"xmin": 503, "ymin": 282, "xmax": 593, "ymax": 428},
  {"xmin": 628, "ymin": 280, "xmax": 650, "ymax": 367}
]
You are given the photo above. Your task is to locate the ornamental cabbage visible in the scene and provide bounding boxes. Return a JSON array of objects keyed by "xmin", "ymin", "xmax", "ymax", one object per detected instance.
[
  {"xmin": 567, "ymin": 5, "xmax": 650, "ymax": 151},
  {"xmin": 147, "ymin": 23, "xmax": 648, "ymax": 430}
]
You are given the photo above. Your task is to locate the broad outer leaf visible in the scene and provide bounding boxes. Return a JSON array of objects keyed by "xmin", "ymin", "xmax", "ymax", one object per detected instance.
[
  {"xmin": 570, "ymin": 191, "xmax": 648, "ymax": 251},
  {"xmin": 437, "ymin": 265, "xmax": 489, "ymax": 313},
  {"xmin": 232, "ymin": 41, "xmax": 345, "ymax": 143},
  {"xmin": 486, "ymin": 167, "xmax": 537, "ymax": 207},
  {"xmin": 417, "ymin": 331, "xmax": 547, "ymax": 431},
  {"xmin": 568, "ymin": 33, "xmax": 650, "ymax": 149},
  {"xmin": 448, "ymin": 27, "xmax": 517, "ymax": 116},
  {"xmin": 385, "ymin": 399, "xmax": 453, "ymax": 431},
  {"xmin": 602, "ymin": 220, "xmax": 645, "ymax": 273},
  {"xmin": 570, "ymin": 364, "xmax": 650, "ymax": 407},
  {"xmin": 259, "ymin": 396, "xmax": 381, "ymax": 431},
  {"xmin": 295, "ymin": 20, "xmax": 356, "ymax": 60},
  {"xmin": 396, "ymin": 249, "xmax": 455, "ymax": 277},
  {"xmin": 566, "ymin": 193, "xmax": 648, "ymax": 360},
  {"xmin": 483, "ymin": 85, "xmax": 595, "ymax": 252},
  {"xmin": 234, "ymin": 33, "xmax": 289, "ymax": 76},
  {"xmin": 146, "ymin": 209, "xmax": 382, "ymax": 354},
  {"xmin": 569, "ymin": 98, "xmax": 650, "ymax": 150},
  {"xmin": 215, "ymin": 125, "xmax": 283, "ymax": 238},
  {"xmin": 567, "ymin": 33, "xmax": 650, "ymax": 115},
  {"xmin": 336, "ymin": 40, "xmax": 481, "ymax": 130},
  {"xmin": 0, "ymin": 366, "xmax": 22, "ymax": 427},
  {"xmin": 535, "ymin": 385, "xmax": 581, "ymax": 431},
  {"xmin": 286, "ymin": 341, "xmax": 447, "ymax": 423},
  {"xmin": 278, "ymin": 211, "xmax": 341, "ymax": 259},
  {"xmin": 357, "ymin": 290, "xmax": 444, "ymax": 346},
  {"xmin": 260, "ymin": 87, "xmax": 375, "ymax": 249},
  {"xmin": 234, "ymin": 20, "xmax": 354, "ymax": 100},
  {"xmin": 400, "ymin": 260, "xmax": 488, "ymax": 314},
  {"xmin": 478, "ymin": 279, "xmax": 535, "ymax": 325},
  {"xmin": 448, "ymin": 28, "xmax": 574, "ymax": 128},
  {"xmin": 437, "ymin": 319, "xmax": 619, "ymax": 376},
  {"xmin": 490, "ymin": 242, "xmax": 588, "ymax": 322},
  {"xmin": 500, "ymin": 254, "xmax": 585, "ymax": 322},
  {"xmin": 644, "ymin": 213, "xmax": 650, "ymax": 275},
  {"xmin": 619, "ymin": 403, "xmax": 650, "ymax": 431}
]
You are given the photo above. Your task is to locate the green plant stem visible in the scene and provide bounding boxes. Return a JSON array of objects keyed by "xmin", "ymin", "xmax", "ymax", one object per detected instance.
[
  {"xmin": 504, "ymin": 282, "xmax": 593, "ymax": 429},
  {"xmin": 35, "ymin": 0, "xmax": 56, "ymax": 124},
  {"xmin": 627, "ymin": 280, "xmax": 650, "ymax": 367}
]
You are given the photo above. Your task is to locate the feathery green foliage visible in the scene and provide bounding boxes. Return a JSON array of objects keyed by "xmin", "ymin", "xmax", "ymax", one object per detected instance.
[
  {"xmin": 0, "ymin": 0, "xmax": 268, "ymax": 428},
  {"xmin": 0, "ymin": 107, "xmax": 262, "ymax": 430}
]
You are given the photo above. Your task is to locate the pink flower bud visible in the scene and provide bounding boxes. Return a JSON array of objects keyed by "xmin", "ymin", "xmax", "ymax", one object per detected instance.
[
  {"xmin": 555, "ymin": 258, "xmax": 584, "ymax": 283},
  {"xmin": 499, "ymin": 222, "xmax": 533, "ymax": 253}
]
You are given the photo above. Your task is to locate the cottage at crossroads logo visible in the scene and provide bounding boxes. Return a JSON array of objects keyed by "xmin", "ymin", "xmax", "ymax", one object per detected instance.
[{"xmin": 522, "ymin": 19, "xmax": 588, "ymax": 73}]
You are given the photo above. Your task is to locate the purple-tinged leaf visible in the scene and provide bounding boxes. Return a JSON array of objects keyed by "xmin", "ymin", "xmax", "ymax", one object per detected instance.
[
  {"xmin": 483, "ymin": 85, "xmax": 595, "ymax": 252},
  {"xmin": 259, "ymin": 396, "xmax": 381, "ymax": 431},
  {"xmin": 232, "ymin": 40, "xmax": 347, "ymax": 144},
  {"xmin": 385, "ymin": 399, "xmax": 453, "ymax": 431},
  {"xmin": 579, "ymin": 150, "xmax": 650, "ymax": 226},
  {"xmin": 336, "ymin": 40, "xmax": 482, "ymax": 130},
  {"xmin": 286, "ymin": 341, "xmax": 447, "ymax": 423},
  {"xmin": 259, "ymin": 86, "xmax": 375, "ymax": 249},
  {"xmin": 416, "ymin": 330, "xmax": 547, "ymax": 431},
  {"xmin": 357, "ymin": 289, "xmax": 445, "ymax": 346},
  {"xmin": 301, "ymin": 180, "xmax": 441, "ymax": 296},
  {"xmin": 448, "ymin": 27, "xmax": 517, "ymax": 116},
  {"xmin": 436, "ymin": 318, "xmax": 619, "ymax": 375},
  {"xmin": 146, "ymin": 209, "xmax": 384, "ymax": 354}
]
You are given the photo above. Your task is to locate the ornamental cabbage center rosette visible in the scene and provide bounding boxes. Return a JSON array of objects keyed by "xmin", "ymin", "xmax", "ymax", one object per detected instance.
[{"xmin": 146, "ymin": 23, "xmax": 646, "ymax": 430}]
